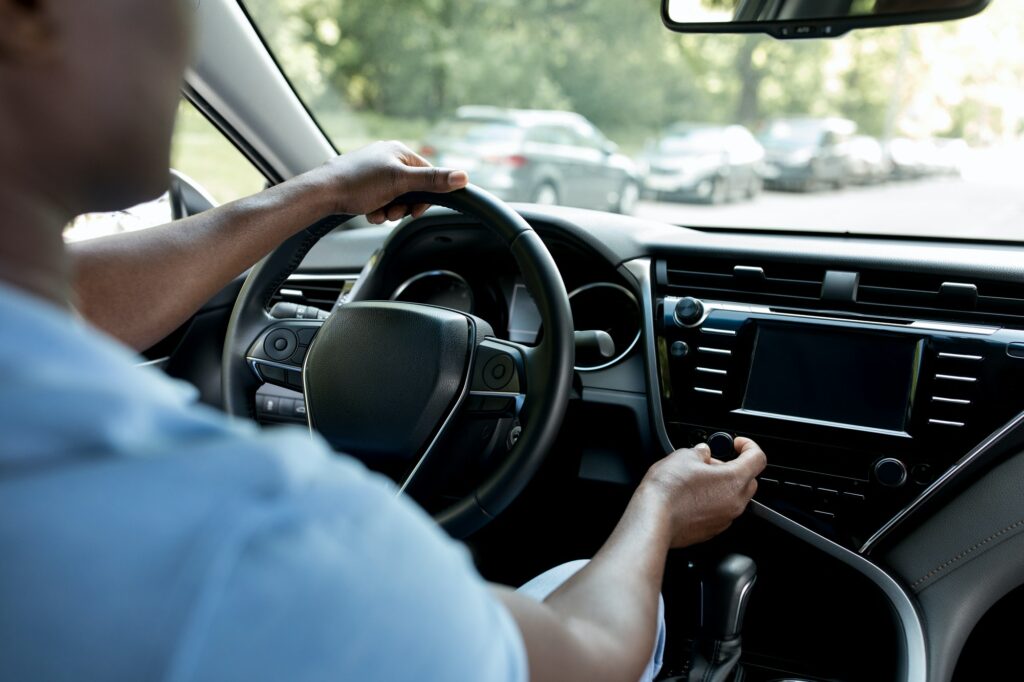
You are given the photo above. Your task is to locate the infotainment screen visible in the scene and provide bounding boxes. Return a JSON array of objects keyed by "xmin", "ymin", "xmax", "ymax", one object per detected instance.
[{"xmin": 741, "ymin": 325, "xmax": 922, "ymax": 433}]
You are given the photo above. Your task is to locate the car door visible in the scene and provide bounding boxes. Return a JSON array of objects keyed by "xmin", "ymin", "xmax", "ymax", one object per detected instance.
[
  {"xmin": 724, "ymin": 126, "xmax": 764, "ymax": 192},
  {"xmin": 568, "ymin": 122, "xmax": 621, "ymax": 209}
]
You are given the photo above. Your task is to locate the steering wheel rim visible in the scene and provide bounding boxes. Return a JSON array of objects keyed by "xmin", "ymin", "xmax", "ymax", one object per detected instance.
[{"xmin": 223, "ymin": 186, "xmax": 574, "ymax": 537}]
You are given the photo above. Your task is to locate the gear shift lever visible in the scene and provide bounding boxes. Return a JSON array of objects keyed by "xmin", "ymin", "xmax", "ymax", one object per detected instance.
[{"xmin": 687, "ymin": 554, "xmax": 757, "ymax": 682}]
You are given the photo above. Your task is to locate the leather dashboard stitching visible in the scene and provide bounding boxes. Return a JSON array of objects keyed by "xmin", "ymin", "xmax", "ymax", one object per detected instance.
[{"xmin": 911, "ymin": 518, "xmax": 1024, "ymax": 590}]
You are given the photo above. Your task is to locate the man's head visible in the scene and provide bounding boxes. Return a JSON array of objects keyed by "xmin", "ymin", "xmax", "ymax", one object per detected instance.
[{"xmin": 0, "ymin": 0, "xmax": 192, "ymax": 215}]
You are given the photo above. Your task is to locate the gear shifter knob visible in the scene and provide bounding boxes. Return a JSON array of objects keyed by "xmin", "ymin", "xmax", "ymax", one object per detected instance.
[{"xmin": 699, "ymin": 553, "xmax": 757, "ymax": 639}]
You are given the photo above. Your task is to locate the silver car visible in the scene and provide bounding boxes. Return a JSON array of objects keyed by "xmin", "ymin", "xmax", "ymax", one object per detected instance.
[{"xmin": 420, "ymin": 106, "xmax": 640, "ymax": 214}]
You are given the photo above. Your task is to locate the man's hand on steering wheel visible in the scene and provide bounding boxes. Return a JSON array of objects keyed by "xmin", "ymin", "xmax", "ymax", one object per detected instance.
[{"xmin": 304, "ymin": 141, "xmax": 470, "ymax": 224}]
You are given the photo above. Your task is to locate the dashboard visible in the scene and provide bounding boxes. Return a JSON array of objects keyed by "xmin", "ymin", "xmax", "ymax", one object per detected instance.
[{"xmin": 263, "ymin": 204, "xmax": 1024, "ymax": 556}]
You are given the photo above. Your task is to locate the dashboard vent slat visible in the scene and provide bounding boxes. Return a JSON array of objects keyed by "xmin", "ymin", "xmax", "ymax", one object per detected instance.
[
  {"xmin": 270, "ymin": 276, "xmax": 352, "ymax": 311},
  {"xmin": 857, "ymin": 270, "xmax": 1024, "ymax": 325},
  {"xmin": 663, "ymin": 259, "xmax": 826, "ymax": 305}
]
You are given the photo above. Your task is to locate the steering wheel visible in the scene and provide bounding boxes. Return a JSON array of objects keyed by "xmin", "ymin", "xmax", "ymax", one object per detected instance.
[{"xmin": 222, "ymin": 186, "xmax": 574, "ymax": 537}]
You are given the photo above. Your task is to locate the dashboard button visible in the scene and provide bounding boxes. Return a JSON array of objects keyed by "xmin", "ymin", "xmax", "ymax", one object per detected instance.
[
  {"xmin": 673, "ymin": 297, "xmax": 704, "ymax": 327},
  {"xmin": 708, "ymin": 431, "xmax": 735, "ymax": 460},
  {"xmin": 874, "ymin": 458, "xmax": 908, "ymax": 488},
  {"xmin": 670, "ymin": 341, "xmax": 689, "ymax": 358}
]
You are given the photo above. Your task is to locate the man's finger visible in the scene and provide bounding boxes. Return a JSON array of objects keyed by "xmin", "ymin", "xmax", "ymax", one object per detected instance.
[
  {"xmin": 386, "ymin": 204, "xmax": 407, "ymax": 222},
  {"xmin": 743, "ymin": 478, "xmax": 758, "ymax": 500},
  {"xmin": 402, "ymin": 166, "xmax": 469, "ymax": 193},
  {"xmin": 723, "ymin": 438, "xmax": 767, "ymax": 480},
  {"xmin": 410, "ymin": 203, "xmax": 431, "ymax": 219},
  {"xmin": 692, "ymin": 442, "xmax": 712, "ymax": 464},
  {"xmin": 367, "ymin": 209, "xmax": 387, "ymax": 224}
]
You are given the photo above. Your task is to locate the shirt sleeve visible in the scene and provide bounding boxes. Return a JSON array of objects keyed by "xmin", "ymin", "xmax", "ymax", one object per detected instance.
[{"xmin": 164, "ymin": 448, "xmax": 527, "ymax": 682}]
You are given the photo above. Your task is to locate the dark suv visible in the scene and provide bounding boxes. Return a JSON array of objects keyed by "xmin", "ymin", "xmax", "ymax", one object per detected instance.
[
  {"xmin": 420, "ymin": 107, "xmax": 640, "ymax": 214},
  {"xmin": 759, "ymin": 117, "xmax": 857, "ymax": 191}
]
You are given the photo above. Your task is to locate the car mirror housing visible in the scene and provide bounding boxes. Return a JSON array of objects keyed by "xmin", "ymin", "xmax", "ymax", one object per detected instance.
[{"xmin": 661, "ymin": 0, "xmax": 990, "ymax": 39}]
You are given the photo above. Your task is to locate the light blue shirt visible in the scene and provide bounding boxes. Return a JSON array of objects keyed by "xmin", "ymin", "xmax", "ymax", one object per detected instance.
[{"xmin": 0, "ymin": 282, "xmax": 527, "ymax": 681}]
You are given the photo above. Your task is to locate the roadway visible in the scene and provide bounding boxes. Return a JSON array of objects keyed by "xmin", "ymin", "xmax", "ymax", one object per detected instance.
[{"xmin": 633, "ymin": 176, "xmax": 1024, "ymax": 241}]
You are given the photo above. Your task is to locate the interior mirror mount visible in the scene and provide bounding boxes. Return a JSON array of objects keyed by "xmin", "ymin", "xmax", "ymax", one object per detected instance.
[{"xmin": 661, "ymin": 0, "xmax": 991, "ymax": 39}]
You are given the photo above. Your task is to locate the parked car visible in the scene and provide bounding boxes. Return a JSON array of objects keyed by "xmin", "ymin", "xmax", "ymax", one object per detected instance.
[
  {"xmin": 886, "ymin": 137, "xmax": 931, "ymax": 179},
  {"xmin": 931, "ymin": 137, "xmax": 969, "ymax": 177},
  {"xmin": 639, "ymin": 123, "xmax": 765, "ymax": 203},
  {"xmin": 419, "ymin": 106, "xmax": 640, "ymax": 214},
  {"xmin": 758, "ymin": 117, "xmax": 857, "ymax": 191},
  {"xmin": 843, "ymin": 135, "xmax": 893, "ymax": 185}
]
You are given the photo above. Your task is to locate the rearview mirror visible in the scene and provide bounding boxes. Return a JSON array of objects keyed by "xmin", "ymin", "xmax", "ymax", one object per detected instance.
[{"xmin": 661, "ymin": 0, "xmax": 990, "ymax": 39}]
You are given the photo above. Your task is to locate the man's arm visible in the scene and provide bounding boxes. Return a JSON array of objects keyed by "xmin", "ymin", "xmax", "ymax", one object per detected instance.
[
  {"xmin": 496, "ymin": 438, "xmax": 766, "ymax": 682},
  {"xmin": 70, "ymin": 141, "xmax": 467, "ymax": 350}
]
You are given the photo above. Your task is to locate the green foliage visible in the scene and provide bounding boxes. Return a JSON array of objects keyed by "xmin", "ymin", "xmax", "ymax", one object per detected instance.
[{"xmin": 244, "ymin": 0, "xmax": 1024, "ymax": 147}]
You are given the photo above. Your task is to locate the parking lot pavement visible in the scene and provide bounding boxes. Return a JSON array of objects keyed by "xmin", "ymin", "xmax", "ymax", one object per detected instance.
[{"xmin": 633, "ymin": 177, "xmax": 1024, "ymax": 241}]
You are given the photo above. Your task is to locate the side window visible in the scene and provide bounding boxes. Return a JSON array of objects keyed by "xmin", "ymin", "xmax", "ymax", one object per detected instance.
[
  {"xmin": 573, "ymin": 123, "xmax": 606, "ymax": 151},
  {"xmin": 528, "ymin": 125, "xmax": 574, "ymax": 146},
  {"xmin": 170, "ymin": 100, "xmax": 267, "ymax": 205},
  {"xmin": 65, "ymin": 100, "xmax": 266, "ymax": 243}
]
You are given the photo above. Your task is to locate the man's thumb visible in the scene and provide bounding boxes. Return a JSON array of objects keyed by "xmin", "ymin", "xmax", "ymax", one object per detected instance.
[{"xmin": 403, "ymin": 166, "xmax": 469, "ymax": 192}]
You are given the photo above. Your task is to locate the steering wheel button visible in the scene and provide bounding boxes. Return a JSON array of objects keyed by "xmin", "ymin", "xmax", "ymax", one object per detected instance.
[
  {"xmin": 289, "ymin": 346, "xmax": 308, "ymax": 365},
  {"xmin": 482, "ymin": 397, "xmax": 515, "ymax": 414},
  {"xmin": 483, "ymin": 356, "xmax": 515, "ymax": 390},
  {"xmin": 264, "ymin": 329, "xmax": 297, "ymax": 361},
  {"xmin": 297, "ymin": 327, "xmax": 319, "ymax": 345},
  {"xmin": 258, "ymin": 364, "xmax": 286, "ymax": 384}
]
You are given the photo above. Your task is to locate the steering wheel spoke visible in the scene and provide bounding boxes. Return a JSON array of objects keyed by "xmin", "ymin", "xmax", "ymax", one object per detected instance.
[{"xmin": 245, "ymin": 319, "xmax": 324, "ymax": 393}]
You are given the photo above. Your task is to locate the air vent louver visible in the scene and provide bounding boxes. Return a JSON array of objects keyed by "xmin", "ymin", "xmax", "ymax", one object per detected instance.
[
  {"xmin": 857, "ymin": 270, "xmax": 1024, "ymax": 325},
  {"xmin": 270, "ymin": 275, "xmax": 352, "ymax": 311},
  {"xmin": 661, "ymin": 259, "xmax": 826, "ymax": 306}
]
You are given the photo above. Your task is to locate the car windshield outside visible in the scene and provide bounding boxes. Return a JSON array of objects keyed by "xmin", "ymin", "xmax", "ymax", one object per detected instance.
[{"xmin": 242, "ymin": 0, "xmax": 1024, "ymax": 241}]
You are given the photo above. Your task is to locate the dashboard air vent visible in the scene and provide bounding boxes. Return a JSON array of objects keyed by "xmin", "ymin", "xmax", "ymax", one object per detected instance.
[
  {"xmin": 270, "ymin": 275, "xmax": 354, "ymax": 311},
  {"xmin": 660, "ymin": 258, "xmax": 826, "ymax": 306},
  {"xmin": 857, "ymin": 270, "xmax": 1024, "ymax": 326}
]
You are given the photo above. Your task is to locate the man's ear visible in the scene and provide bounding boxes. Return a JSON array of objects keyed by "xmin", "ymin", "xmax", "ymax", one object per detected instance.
[{"xmin": 0, "ymin": 0, "xmax": 57, "ymax": 63}]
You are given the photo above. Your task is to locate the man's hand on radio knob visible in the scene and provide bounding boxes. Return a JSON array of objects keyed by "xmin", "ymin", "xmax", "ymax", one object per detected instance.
[{"xmin": 641, "ymin": 438, "xmax": 766, "ymax": 548}]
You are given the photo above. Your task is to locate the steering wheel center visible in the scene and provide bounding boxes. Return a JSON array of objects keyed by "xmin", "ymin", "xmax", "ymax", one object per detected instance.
[{"xmin": 304, "ymin": 301, "xmax": 476, "ymax": 466}]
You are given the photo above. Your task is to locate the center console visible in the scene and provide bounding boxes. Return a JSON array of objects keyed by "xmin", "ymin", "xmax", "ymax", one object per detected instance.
[{"xmin": 653, "ymin": 269, "xmax": 1024, "ymax": 548}]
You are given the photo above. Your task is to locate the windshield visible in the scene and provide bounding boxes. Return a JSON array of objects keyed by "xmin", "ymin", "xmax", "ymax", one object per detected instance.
[{"xmin": 243, "ymin": 0, "xmax": 1024, "ymax": 242}]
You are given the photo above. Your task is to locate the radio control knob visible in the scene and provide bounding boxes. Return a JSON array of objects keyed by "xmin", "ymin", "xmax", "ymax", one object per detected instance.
[
  {"xmin": 708, "ymin": 432, "xmax": 736, "ymax": 461},
  {"xmin": 874, "ymin": 458, "xmax": 907, "ymax": 488},
  {"xmin": 674, "ymin": 297, "xmax": 705, "ymax": 327}
]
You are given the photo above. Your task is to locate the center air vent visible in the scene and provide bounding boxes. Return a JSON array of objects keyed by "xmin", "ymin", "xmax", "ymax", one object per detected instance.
[
  {"xmin": 658, "ymin": 258, "xmax": 826, "ymax": 306},
  {"xmin": 270, "ymin": 274, "xmax": 355, "ymax": 311},
  {"xmin": 657, "ymin": 258, "xmax": 1024, "ymax": 326},
  {"xmin": 857, "ymin": 270, "xmax": 1024, "ymax": 325}
]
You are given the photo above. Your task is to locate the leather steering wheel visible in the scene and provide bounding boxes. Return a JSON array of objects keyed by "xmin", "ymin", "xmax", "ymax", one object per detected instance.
[{"xmin": 223, "ymin": 186, "xmax": 574, "ymax": 537}]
